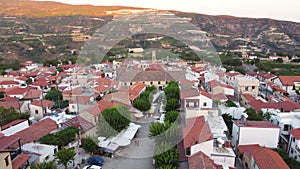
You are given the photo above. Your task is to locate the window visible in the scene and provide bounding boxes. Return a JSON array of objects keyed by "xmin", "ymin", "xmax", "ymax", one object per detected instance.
[
  {"xmin": 186, "ymin": 147, "xmax": 191, "ymax": 156},
  {"xmin": 293, "ymin": 137, "xmax": 296, "ymax": 142},
  {"xmin": 252, "ymin": 86, "xmax": 255, "ymax": 90},
  {"xmin": 203, "ymin": 102, "xmax": 207, "ymax": 107},
  {"xmin": 245, "ymin": 86, "xmax": 249, "ymax": 91},
  {"xmin": 284, "ymin": 124, "xmax": 289, "ymax": 131},
  {"xmin": 295, "ymin": 156, "xmax": 297, "ymax": 160},
  {"xmin": 45, "ymin": 156, "xmax": 50, "ymax": 161},
  {"xmin": 5, "ymin": 155, "xmax": 9, "ymax": 166},
  {"xmin": 130, "ymin": 82, "xmax": 133, "ymax": 85},
  {"xmin": 158, "ymin": 81, "xmax": 161, "ymax": 85},
  {"xmin": 35, "ymin": 110, "xmax": 39, "ymax": 114},
  {"xmin": 72, "ymin": 105, "xmax": 75, "ymax": 109},
  {"xmin": 291, "ymin": 149, "xmax": 294, "ymax": 154},
  {"xmin": 150, "ymin": 82, "xmax": 153, "ymax": 85}
]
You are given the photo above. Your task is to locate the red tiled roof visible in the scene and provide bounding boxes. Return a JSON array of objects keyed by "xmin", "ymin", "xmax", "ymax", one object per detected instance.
[
  {"xmin": 31, "ymin": 100, "xmax": 54, "ymax": 108},
  {"xmin": 129, "ymin": 82, "xmax": 146, "ymax": 101},
  {"xmin": 5, "ymin": 87, "xmax": 29, "ymax": 95},
  {"xmin": 69, "ymin": 96, "xmax": 91, "ymax": 104},
  {"xmin": 190, "ymin": 65, "xmax": 206, "ymax": 73},
  {"xmin": 62, "ymin": 116, "xmax": 94, "ymax": 134},
  {"xmin": 246, "ymin": 71, "xmax": 257, "ymax": 76},
  {"xmin": 97, "ymin": 78, "xmax": 112, "ymax": 86},
  {"xmin": 94, "ymin": 85, "xmax": 110, "ymax": 94},
  {"xmin": 32, "ymin": 80, "xmax": 49, "ymax": 87},
  {"xmin": 279, "ymin": 76, "xmax": 300, "ymax": 86},
  {"xmin": 63, "ymin": 87, "xmax": 84, "ymax": 95},
  {"xmin": 213, "ymin": 93, "xmax": 228, "ymax": 101},
  {"xmin": 85, "ymin": 105, "xmax": 101, "ymax": 116},
  {"xmin": 1, "ymin": 120, "xmax": 27, "ymax": 130},
  {"xmin": 98, "ymin": 100, "xmax": 115, "ymax": 111},
  {"xmin": 0, "ymin": 80, "xmax": 19, "ymax": 85},
  {"xmin": 208, "ymin": 80, "xmax": 234, "ymax": 90},
  {"xmin": 188, "ymin": 151, "xmax": 222, "ymax": 169},
  {"xmin": 238, "ymin": 144, "xmax": 289, "ymax": 169},
  {"xmin": 233, "ymin": 120, "xmax": 280, "ymax": 129},
  {"xmin": 199, "ymin": 89, "xmax": 212, "ymax": 99},
  {"xmin": 226, "ymin": 71, "xmax": 240, "ymax": 77},
  {"xmin": 243, "ymin": 94, "xmax": 300, "ymax": 112},
  {"xmin": 267, "ymin": 82, "xmax": 286, "ymax": 93},
  {"xmin": 1, "ymin": 96, "xmax": 18, "ymax": 101},
  {"xmin": 23, "ymin": 89, "xmax": 42, "ymax": 99},
  {"xmin": 183, "ymin": 116, "xmax": 213, "ymax": 148},
  {"xmin": 180, "ymin": 88, "xmax": 199, "ymax": 100},
  {"xmin": 12, "ymin": 153, "xmax": 30, "ymax": 169},
  {"xmin": 14, "ymin": 118, "xmax": 58, "ymax": 146},
  {"xmin": 290, "ymin": 128, "xmax": 300, "ymax": 140},
  {"xmin": 0, "ymin": 135, "xmax": 21, "ymax": 151},
  {"xmin": 16, "ymin": 76, "xmax": 28, "ymax": 81},
  {"xmin": 0, "ymin": 99, "xmax": 24, "ymax": 110},
  {"xmin": 145, "ymin": 64, "xmax": 165, "ymax": 71},
  {"xmin": 25, "ymin": 72, "xmax": 38, "ymax": 77},
  {"xmin": 102, "ymin": 92, "xmax": 130, "ymax": 105}
]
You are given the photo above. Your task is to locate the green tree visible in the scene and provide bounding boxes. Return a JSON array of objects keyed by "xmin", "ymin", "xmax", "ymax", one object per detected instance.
[
  {"xmin": 273, "ymin": 148, "xmax": 300, "ymax": 169},
  {"xmin": 30, "ymin": 161, "xmax": 57, "ymax": 169},
  {"xmin": 276, "ymin": 58, "xmax": 283, "ymax": 63},
  {"xmin": 226, "ymin": 100, "xmax": 237, "ymax": 107},
  {"xmin": 165, "ymin": 111, "xmax": 179, "ymax": 123},
  {"xmin": 133, "ymin": 98, "xmax": 151, "ymax": 112},
  {"xmin": 222, "ymin": 114, "xmax": 233, "ymax": 134},
  {"xmin": 54, "ymin": 147, "xmax": 76, "ymax": 169},
  {"xmin": 165, "ymin": 98, "xmax": 178, "ymax": 112},
  {"xmin": 0, "ymin": 107, "xmax": 30, "ymax": 126},
  {"xmin": 97, "ymin": 106, "xmax": 131, "ymax": 138},
  {"xmin": 164, "ymin": 82, "xmax": 179, "ymax": 100},
  {"xmin": 45, "ymin": 89, "xmax": 62, "ymax": 103},
  {"xmin": 149, "ymin": 122, "xmax": 167, "ymax": 138},
  {"xmin": 39, "ymin": 126, "xmax": 79, "ymax": 147},
  {"xmin": 154, "ymin": 142, "xmax": 179, "ymax": 168},
  {"xmin": 157, "ymin": 165, "xmax": 177, "ymax": 169},
  {"xmin": 246, "ymin": 108, "xmax": 263, "ymax": 121},
  {"xmin": 82, "ymin": 137, "xmax": 99, "ymax": 154},
  {"xmin": 149, "ymin": 121, "xmax": 180, "ymax": 144}
]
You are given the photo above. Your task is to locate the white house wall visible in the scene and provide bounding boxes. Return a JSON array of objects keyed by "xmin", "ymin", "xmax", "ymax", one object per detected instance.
[{"xmin": 239, "ymin": 127, "xmax": 280, "ymax": 148}]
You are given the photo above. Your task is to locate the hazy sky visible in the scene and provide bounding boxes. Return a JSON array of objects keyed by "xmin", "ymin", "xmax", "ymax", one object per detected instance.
[{"xmin": 39, "ymin": 0, "xmax": 300, "ymax": 22}]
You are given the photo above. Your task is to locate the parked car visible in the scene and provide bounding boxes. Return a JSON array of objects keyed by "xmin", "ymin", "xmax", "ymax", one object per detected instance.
[
  {"xmin": 87, "ymin": 157, "xmax": 104, "ymax": 166},
  {"xmin": 83, "ymin": 165, "xmax": 102, "ymax": 169}
]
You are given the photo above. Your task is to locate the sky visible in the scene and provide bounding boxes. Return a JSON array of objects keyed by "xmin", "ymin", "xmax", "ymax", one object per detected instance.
[{"xmin": 38, "ymin": 0, "xmax": 300, "ymax": 23}]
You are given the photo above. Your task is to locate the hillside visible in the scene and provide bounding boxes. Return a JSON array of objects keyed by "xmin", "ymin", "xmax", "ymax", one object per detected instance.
[{"xmin": 0, "ymin": 0, "xmax": 299, "ymax": 63}]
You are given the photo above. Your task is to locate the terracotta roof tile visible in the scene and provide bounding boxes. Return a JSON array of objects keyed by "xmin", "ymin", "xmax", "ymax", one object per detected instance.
[
  {"xmin": 183, "ymin": 116, "xmax": 213, "ymax": 148},
  {"xmin": 0, "ymin": 80, "xmax": 19, "ymax": 85},
  {"xmin": 1, "ymin": 119, "xmax": 27, "ymax": 130},
  {"xmin": 129, "ymin": 82, "xmax": 146, "ymax": 101},
  {"xmin": 238, "ymin": 145, "xmax": 289, "ymax": 169},
  {"xmin": 279, "ymin": 76, "xmax": 300, "ymax": 86},
  {"xmin": 188, "ymin": 151, "xmax": 221, "ymax": 169},
  {"xmin": 94, "ymin": 85, "xmax": 110, "ymax": 94},
  {"xmin": 233, "ymin": 120, "xmax": 280, "ymax": 129},
  {"xmin": 0, "ymin": 135, "xmax": 21, "ymax": 151},
  {"xmin": 23, "ymin": 89, "xmax": 42, "ymax": 99},
  {"xmin": 31, "ymin": 100, "xmax": 54, "ymax": 108},
  {"xmin": 5, "ymin": 87, "xmax": 29, "ymax": 95},
  {"xmin": 14, "ymin": 118, "xmax": 58, "ymax": 146},
  {"xmin": 12, "ymin": 153, "xmax": 30, "ymax": 169},
  {"xmin": 61, "ymin": 116, "xmax": 94, "ymax": 134},
  {"xmin": 290, "ymin": 128, "xmax": 300, "ymax": 140}
]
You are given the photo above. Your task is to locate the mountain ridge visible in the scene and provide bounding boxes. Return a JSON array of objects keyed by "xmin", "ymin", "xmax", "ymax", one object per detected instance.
[{"xmin": 0, "ymin": 0, "xmax": 299, "ymax": 63}]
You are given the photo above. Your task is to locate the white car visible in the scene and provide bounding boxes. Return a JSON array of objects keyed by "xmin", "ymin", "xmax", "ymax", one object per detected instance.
[{"xmin": 83, "ymin": 165, "xmax": 102, "ymax": 169}]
